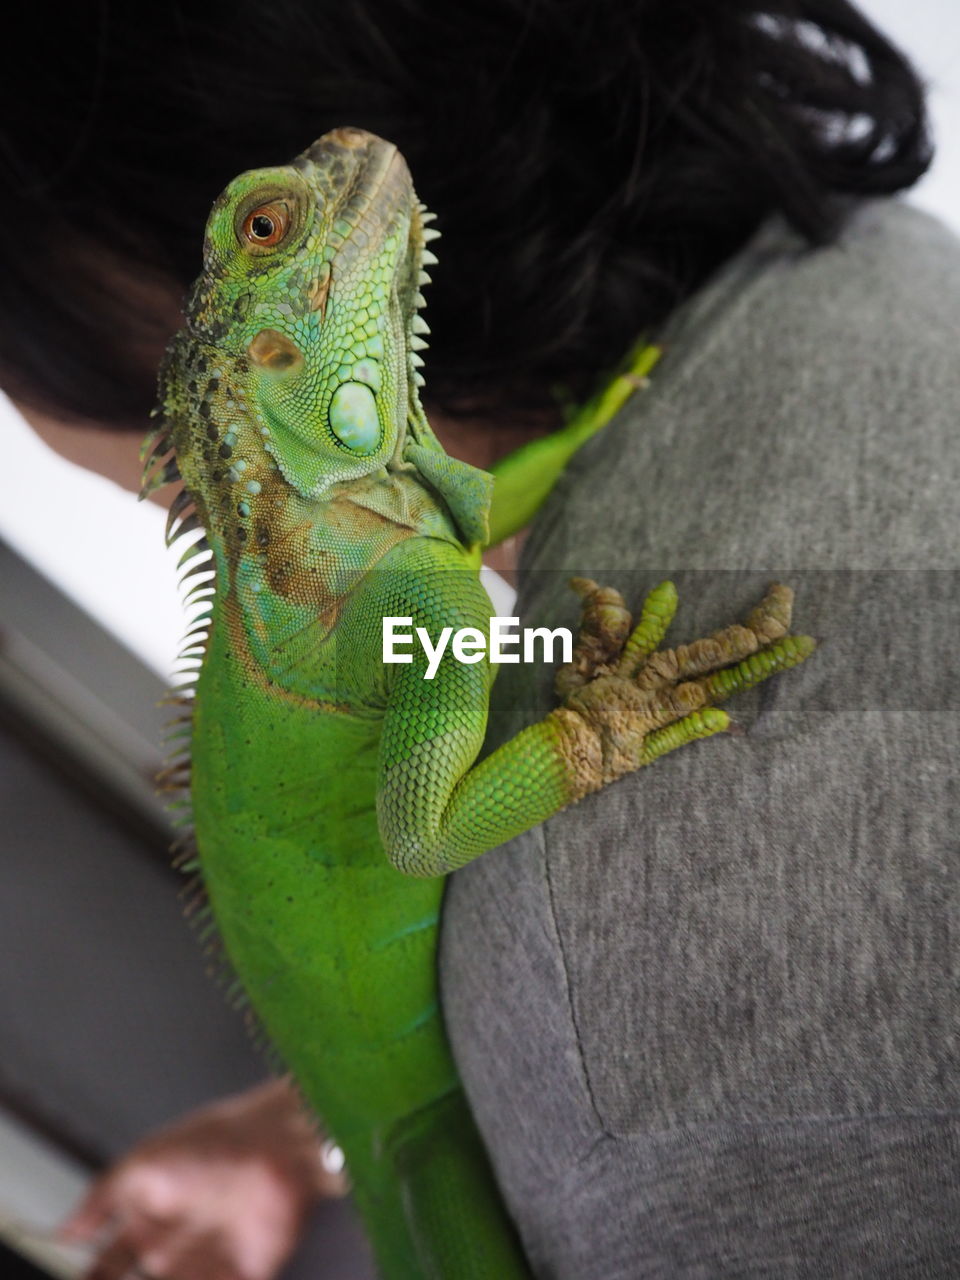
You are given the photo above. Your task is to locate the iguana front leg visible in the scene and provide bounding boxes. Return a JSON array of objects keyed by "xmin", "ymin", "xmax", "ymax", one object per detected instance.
[{"xmin": 378, "ymin": 576, "xmax": 814, "ymax": 877}]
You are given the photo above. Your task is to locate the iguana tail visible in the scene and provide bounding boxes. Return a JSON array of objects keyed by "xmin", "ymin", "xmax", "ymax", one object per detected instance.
[{"xmin": 346, "ymin": 1087, "xmax": 532, "ymax": 1279}]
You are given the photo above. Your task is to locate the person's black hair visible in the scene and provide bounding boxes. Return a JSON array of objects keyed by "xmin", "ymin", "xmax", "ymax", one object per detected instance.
[{"xmin": 0, "ymin": 0, "xmax": 932, "ymax": 428}]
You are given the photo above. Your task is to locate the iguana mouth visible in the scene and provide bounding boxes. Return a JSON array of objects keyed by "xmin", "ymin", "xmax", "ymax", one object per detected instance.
[{"xmin": 296, "ymin": 128, "xmax": 437, "ymax": 364}]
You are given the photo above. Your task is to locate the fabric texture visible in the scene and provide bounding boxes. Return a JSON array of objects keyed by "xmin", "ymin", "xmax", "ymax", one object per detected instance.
[{"xmin": 440, "ymin": 198, "xmax": 960, "ymax": 1277}]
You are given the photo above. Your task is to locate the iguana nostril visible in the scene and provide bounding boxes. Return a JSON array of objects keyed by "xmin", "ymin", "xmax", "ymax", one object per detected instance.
[
  {"xmin": 328, "ymin": 126, "xmax": 374, "ymax": 149},
  {"xmin": 247, "ymin": 328, "xmax": 304, "ymax": 372}
]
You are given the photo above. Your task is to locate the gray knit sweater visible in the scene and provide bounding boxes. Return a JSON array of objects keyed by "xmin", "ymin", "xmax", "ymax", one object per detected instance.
[{"xmin": 441, "ymin": 199, "xmax": 960, "ymax": 1278}]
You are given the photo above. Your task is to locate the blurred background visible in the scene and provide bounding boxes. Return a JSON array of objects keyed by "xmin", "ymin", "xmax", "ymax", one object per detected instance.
[{"xmin": 1, "ymin": 2, "xmax": 958, "ymax": 1277}]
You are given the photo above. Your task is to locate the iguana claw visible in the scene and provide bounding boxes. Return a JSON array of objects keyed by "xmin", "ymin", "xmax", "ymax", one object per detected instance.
[{"xmin": 550, "ymin": 580, "xmax": 815, "ymax": 793}]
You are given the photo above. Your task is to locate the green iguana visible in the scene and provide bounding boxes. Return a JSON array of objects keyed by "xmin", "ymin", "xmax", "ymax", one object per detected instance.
[{"xmin": 141, "ymin": 127, "xmax": 814, "ymax": 1279}]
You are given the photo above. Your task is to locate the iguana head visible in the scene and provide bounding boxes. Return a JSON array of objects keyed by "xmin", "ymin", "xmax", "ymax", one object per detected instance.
[{"xmin": 178, "ymin": 127, "xmax": 435, "ymax": 499}]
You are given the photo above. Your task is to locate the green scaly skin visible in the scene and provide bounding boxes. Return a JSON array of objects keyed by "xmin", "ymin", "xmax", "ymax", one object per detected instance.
[{"xmin": 142, "ymin": 128, "xmax": 815, "ymax": 1278}]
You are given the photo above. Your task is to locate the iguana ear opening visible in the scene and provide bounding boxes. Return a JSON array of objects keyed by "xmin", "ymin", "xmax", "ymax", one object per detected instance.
[{"xmin": 403, "ymin": 442, "xmax": 492, "ymax": 550}]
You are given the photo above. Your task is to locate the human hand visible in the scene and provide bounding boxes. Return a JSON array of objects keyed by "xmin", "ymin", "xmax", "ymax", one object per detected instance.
[{"xmin": 59, "ymin": 1078, "xmax": 347, "ymax": 1280}]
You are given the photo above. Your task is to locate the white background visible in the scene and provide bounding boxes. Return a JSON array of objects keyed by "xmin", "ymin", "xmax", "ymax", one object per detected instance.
[{"xmin": 2, "ymin": 0, "xmax": 958, "ymax": 679}]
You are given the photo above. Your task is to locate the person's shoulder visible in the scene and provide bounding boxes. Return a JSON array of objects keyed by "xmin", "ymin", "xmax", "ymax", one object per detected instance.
[
  {"xmin": 752, "ymin": 198, "xmax": 960, "ymax": 341},
  {"xmin": 537, "ymin": 196, "xmax": 960, "ymax": 571},
  {"xmin": 659, "ymin": 197, "xmax": 960, "ymax": 385},
  {"xmin": 836, "ymin": 196, "xmax": 960, "ymax": 268},
  {"xmin": 764, "ymin": 197, "xmax": 960, "ymax": 284}
]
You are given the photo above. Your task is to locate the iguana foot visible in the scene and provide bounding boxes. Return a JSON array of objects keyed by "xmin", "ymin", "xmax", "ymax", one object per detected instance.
[{"xmin": 550, "ymin": 580, "xmax": 814, "ymax": 797}]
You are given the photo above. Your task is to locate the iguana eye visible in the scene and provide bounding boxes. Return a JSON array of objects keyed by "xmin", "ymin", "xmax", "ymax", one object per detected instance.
[{"xmin": 241, "ymin": 201, "xmax": 291, "ymax": 248}]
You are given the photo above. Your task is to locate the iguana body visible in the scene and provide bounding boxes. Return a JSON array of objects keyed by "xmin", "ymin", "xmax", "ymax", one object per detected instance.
[{"xmin": 143, "ymin": 128, "xmax": 813, "ymax": 1278}]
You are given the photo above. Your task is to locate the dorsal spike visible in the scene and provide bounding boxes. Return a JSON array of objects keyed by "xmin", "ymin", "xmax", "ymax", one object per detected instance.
[{"xmin": 165, "ymin": 489, "xmax": 193, "ymax": 541}]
